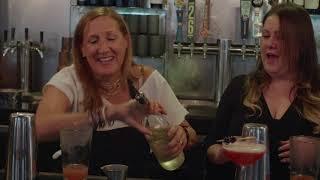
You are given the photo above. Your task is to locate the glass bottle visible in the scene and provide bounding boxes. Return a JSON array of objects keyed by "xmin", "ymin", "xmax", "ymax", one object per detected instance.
[{"xmin": 145, "ymin": 115, "xmax": 185, "ymax": 171}]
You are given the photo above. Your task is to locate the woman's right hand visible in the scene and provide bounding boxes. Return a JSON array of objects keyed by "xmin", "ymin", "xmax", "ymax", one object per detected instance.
[
  {"xmin": 278, "ymin": 140, "xmax": 290, "ymax": 163},
  {"xmin": 207, "ymin": 144, "xmax": 230, "ymax": 164},
  {"xmin": 105, "ymin": 99, "xmax": 165, "ymax": 135}
]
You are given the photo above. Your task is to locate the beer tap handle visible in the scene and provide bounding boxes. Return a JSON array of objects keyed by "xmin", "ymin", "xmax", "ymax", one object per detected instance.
[
  {"xmin": 10, "ymin": 28, "xmax": 15, "ymax": 41},
  {"xmin": 187, "ymin": 0, "xmax": 195, "ymax": 57},
  {"xmin": 2, "ymin": 30, "xmax": 10, "ymax": 56},
  {"xmin": 176, "ymin": 9, "xmax": 184, "ymax": 44},
  {"xmin": 40, "ymin": 31, "xmax": 44, "ymax": 44},
  {"xmin": 4, "ymin": 30, "xmax": 8, "ymax": 42},
  {"xmin": 200, "ymin": 0, "xmax": 210, "ymax": 59},
  {"xmin": 25, "ymin": 28, "xmax": 29, "ymax": 41},
  {"xmin": 174, "ymin": 0, "xmax": 185, "ymax": 59},
  {"xmin": 240, "ymin": 0, "xmax": 251, "ymax": 40}
]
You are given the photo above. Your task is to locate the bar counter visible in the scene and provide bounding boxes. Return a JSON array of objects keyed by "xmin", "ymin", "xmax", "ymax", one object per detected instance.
[{"xmin": 0, "ymin": 170, "xmax": 160, "ymax": 180}]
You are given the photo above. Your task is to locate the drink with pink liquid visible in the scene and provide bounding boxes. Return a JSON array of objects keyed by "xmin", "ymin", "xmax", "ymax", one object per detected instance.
[
  {"xmin": 63, "ymin": 163, "xmax": 88, "ymax": 180},
  {"xmin": 223, "ymin": 140, "xmax": 266, "ymax": 166}
]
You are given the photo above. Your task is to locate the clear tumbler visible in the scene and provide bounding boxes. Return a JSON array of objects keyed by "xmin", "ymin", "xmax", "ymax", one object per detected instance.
[
  {"xmin": 60, "ymin": 125, "xmax": 92, "ymax": 180},
  {"xmin": 290, "ymin": 136, "xmax": 320, "ymax": 180},
  {"xmin": 237, "ymin": 123, "xmax": 270, "ymax": 180}
]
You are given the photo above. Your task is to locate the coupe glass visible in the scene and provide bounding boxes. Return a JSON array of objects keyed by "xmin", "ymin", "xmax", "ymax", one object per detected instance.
[{"xmin": 222, "ymin": 123, "xmax": 268, "ymax": 180}]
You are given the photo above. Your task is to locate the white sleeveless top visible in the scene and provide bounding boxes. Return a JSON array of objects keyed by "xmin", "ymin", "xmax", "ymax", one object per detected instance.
[{"xmin": 44, "ymin": 65, "xmax": 188, "ymax": 131}]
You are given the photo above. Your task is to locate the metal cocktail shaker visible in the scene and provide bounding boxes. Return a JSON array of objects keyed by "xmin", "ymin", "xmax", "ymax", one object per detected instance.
[{"xmin": 6, "ymin": 112, "xmax": 37, "ymax": 180}]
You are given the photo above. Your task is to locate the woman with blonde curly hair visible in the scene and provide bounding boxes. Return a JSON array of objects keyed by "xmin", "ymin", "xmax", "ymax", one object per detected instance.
[{"xmin": 205, "ymin": 3, "xmax": 320, "ymax": 180}]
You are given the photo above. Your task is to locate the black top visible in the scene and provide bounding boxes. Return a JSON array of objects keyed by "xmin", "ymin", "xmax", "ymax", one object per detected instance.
[
  {"xmin": 205, "ymin": 75, "xmax": 316, "ymax": 180},
  {"xmin": 89, "ymin": 127, "xmax": 196, "ymax": 179}
]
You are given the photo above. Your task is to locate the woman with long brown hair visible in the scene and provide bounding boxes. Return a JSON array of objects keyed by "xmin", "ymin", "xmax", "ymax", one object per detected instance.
[{"xmin": 205, "ymin": 3, "xmax": 320, "ymax": 179}]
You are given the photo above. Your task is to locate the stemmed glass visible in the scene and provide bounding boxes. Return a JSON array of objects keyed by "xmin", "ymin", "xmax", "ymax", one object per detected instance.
[{"xmin": 222, "ymin": 123, "xmax": 268, "ymax": 180}]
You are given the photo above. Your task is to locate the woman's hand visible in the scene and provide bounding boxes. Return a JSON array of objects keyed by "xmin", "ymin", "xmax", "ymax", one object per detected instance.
[
  {"xmin": 207, "ymin": 144, "xmax": 229, "ymax": 164},
  {"xmin": 278, "ymin": 140, "xmax": 290, "ymax": 163},
  {"xmin": 106, "ymin": 99, "xmax": 165, "ymax": 135},
  {"xmin": 166, "ymin": 125, "xmax": 187, "ymax": 157}
]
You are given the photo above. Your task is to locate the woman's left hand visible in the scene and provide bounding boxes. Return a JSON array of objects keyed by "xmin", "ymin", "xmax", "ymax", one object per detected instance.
[
  {"xmin": 167, "ymin": 125, "xmax": 187, "ymax": 157},
  {"xmin": 278, "ymin": 140, "xmax": 290, "ymax": 163}
]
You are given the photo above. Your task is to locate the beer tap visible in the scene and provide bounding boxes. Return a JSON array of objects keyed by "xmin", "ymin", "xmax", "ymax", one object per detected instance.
[
  {"xmin": 240, "ymin": 0, "xmax": 251, "ymax": 60},
  {"xmin": 21, "ymin": 28, "xmax": 45, "ymax": 93},
  {"xmin": 200, "ymin": 0, "xmax": 210, "ymax": 59},
  {"xmin": 241, "ymin": 40, "xmax": 247, "ymax": 60},
  {"xmin": 187, "ymin": 0, "xmax": 195, "ymax": 57},
  {"xmin": 21, "ymin": 28, "xmax": 31, "ymax": 93},
  {"xmin": 30, "ymin": 31, "xmax": 44, "ymax": 59},
  {"xmin": 2, "ymin": 30, "xmax": 9, "ymax": 57},
  {"xmin": 252, "ymin": 0, "xmax": 263, "ymax": 38},
  {"xmin": 2, "ymin": 28, "xmax": 17, "ymax": 57},
  {"xmin": 252, "ymin": 0, "xmax": 263, "ymax": 60},
  {"xmin": 175, "ymin": 0, "xmax": 184, "ymax": 58}
]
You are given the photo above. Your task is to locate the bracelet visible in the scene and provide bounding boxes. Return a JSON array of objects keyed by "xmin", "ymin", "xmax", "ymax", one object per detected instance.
[{"xmin": 180, "ymin": 125, "xmax": 190, "ymax": 147}]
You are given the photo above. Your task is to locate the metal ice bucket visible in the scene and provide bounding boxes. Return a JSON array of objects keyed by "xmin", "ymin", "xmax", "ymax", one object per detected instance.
[{"xmin": 6, "ymin": 112, "xmax": 37, "ymax": 180}]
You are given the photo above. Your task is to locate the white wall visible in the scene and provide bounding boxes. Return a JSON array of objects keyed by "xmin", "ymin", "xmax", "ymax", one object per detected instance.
[
  {"xmin": 8, "ymin": 0, "xmax": 70, "ymax": 40},
  {"xmin": 5, "ymin": 0, "xmax": 71, "ymax": 89},
  {"xmin": 0, "ymin": 0, "xmax": 9, "ymax": 37}
]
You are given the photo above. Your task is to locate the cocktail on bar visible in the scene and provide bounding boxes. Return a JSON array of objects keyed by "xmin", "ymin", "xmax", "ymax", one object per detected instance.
[{"xmin": 222, "ymin": 136, "xmax": 266, "ymax": 180}]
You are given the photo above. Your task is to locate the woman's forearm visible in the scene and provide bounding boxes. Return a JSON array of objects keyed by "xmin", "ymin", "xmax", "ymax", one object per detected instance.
[{"xmin": 36, "ymin": 112, "xmax": 91, "ymax": 142}]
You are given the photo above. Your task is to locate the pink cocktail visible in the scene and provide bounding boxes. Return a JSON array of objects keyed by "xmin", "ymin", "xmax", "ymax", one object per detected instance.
[
  {"xmin": 222, "ymin": 137, "xmax": 267, "ymax": 180},
  {"xmin": 63, "ymin": 163, "xmax": 88, "ymax": 180},
  {"xmin": 223, "ymin": 141, "xmax": 266, "ymax": 166}
]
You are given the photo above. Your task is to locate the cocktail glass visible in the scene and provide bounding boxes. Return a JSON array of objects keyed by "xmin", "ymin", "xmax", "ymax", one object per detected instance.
[
  {"xmin": 222, "ymin": 136, "xmax": 266, "ymax": 180},
  {"xmin": 60, "ymin": 125, "xmax": 92, "ymax": 180}
]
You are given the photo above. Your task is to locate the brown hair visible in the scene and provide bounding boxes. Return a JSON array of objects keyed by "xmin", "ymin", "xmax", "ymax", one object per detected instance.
[
  {"xmin": 243, "ymin": 3, "xmax": 320, "ymax": 131},
  {"xmin": 72, "ymin": 7, "xmax": 134, "ymax": 112}
]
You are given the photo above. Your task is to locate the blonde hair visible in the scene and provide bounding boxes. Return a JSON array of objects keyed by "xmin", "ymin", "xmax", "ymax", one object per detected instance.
[
  {"xmin": 72, "ymin": 7, "xmax": 134, "ymax": 112},
  {"xmin": 243, "ymin": 3, "xmax": 320, "ymax": 133}
]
